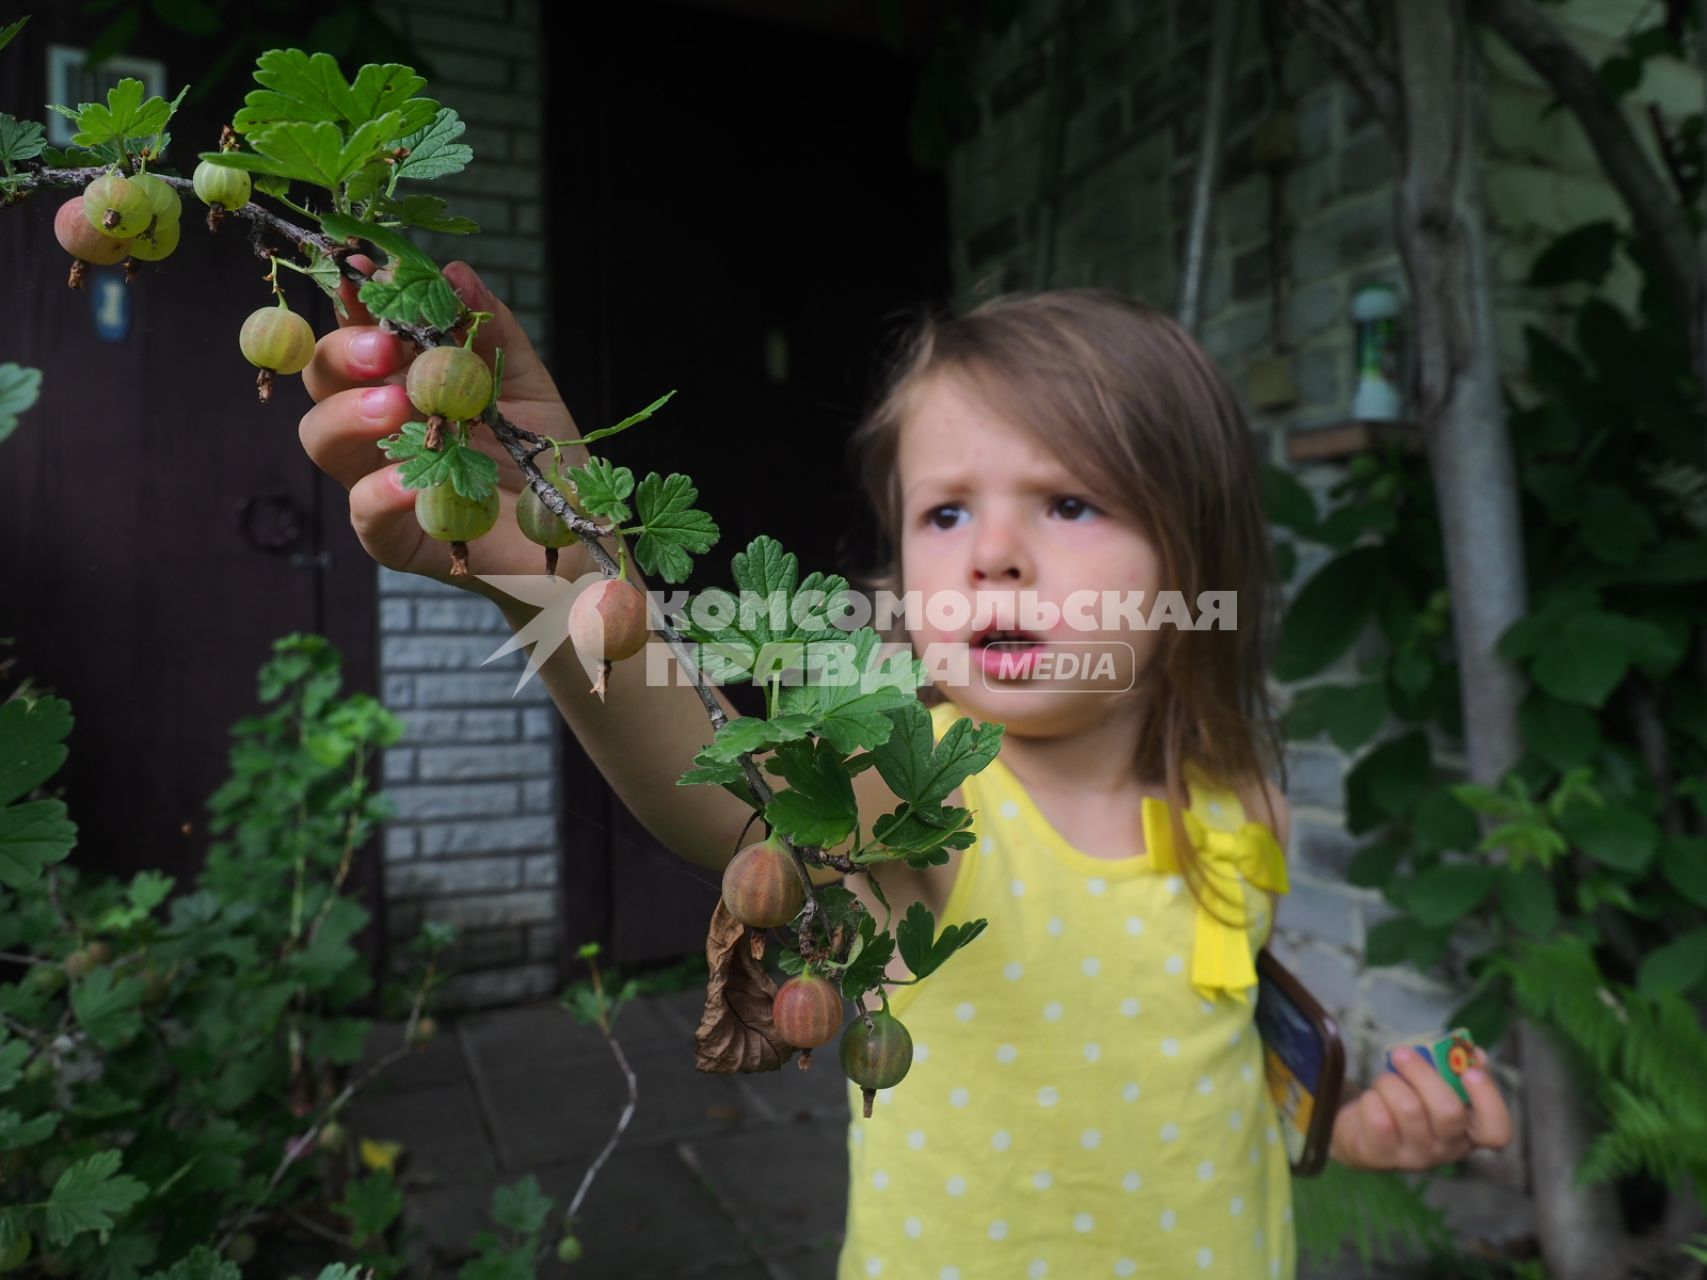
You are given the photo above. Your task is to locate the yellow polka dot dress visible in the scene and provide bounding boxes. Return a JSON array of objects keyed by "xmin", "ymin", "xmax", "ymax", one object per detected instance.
[{"xmin": 838, "ymin": 700, "xmax": 1296, "ymax": 1279}]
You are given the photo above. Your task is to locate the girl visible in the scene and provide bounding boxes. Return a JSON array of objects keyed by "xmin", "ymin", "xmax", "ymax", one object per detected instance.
[{"xmin": 298, "ymin": 265, "xmax": 1513, "ymax": 1280}]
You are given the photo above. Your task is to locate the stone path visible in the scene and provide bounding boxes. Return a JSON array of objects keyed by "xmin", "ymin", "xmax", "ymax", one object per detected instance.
[{"xmin": 349, "ymin": 990, "xmax": 1533, "ymax": 1278}]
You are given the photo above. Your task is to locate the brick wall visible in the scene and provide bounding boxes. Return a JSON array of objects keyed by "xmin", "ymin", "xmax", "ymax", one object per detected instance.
[
  {"xmin": 368, "ymin": 0, "xmax": 563, "ymax": 1010},
  {"xmin": 937, "ymin": 0, "xmax": 1675, "ymax": 1114}
]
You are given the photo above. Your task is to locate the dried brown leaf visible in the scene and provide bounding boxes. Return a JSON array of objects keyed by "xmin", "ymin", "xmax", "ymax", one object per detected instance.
[{"xmin": 694, "ymin": 900, "xmax": 796, "ymax": 1074}]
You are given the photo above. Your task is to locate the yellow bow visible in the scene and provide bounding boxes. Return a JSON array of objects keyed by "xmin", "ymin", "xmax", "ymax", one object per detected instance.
[{"xmin": 1141, "ymin": 796, "xmax": 1290, "ymax": 1003}]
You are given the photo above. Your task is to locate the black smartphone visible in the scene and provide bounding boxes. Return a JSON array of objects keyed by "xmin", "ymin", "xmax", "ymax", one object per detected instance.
[{"xmin": 1253, "ymin": 947, "xmax": 1346, "ymax": 1177}]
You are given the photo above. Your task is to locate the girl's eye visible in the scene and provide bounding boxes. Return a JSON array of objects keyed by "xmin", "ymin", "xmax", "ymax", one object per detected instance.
[
  {"xmin": 1052, "ymin": 496, "xmax": 1098, "ymax": 521},
  {"xmin": 924, "ymin": 504, "xmax": 966, "ymax": 530}
]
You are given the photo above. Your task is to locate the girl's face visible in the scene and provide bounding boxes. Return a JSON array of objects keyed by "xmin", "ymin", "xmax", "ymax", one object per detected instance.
[{"xmin": 895, "ymin": 371, "xmax": 1165, "ymax": 732}]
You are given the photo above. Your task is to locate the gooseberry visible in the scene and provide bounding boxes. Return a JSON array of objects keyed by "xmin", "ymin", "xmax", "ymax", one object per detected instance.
[
  {"xmin": 556, "ymin": 1235, "xmax": 584, "ymax": 1265},
  {"xmin": 411, "ymin": 1015, "xmax": 439, "ymax": 1045},
  {"xmin": 129, "ymin": 172, "xmax": 182, "ymax": 223},
  {"xmin": 192, "ymin": 160, "xmax": 251, "ymax": 211},
  {"xmin": 318, "ymin": 1120, "xmax": 348, "ymax": 1153},
  {"xmin": 225, "ymin": 1233, "xmax": 256, "ymax": 1265},
  {"xmin": 126, "ymin": 214, "xmax": 180, "ymax": 263},
  {"xmin": 82, "ymin": 173, "xmax": 152, "ymax": 238},
  {"xmin": 517, "ymin": 465, "xmax": 584, "ymax": 548},
  {"xmin": 840, "ymin": 1007, "xmax": 913, "ymax": 1116},
  {"xmin": 720, "ymin": 836, "xmax": 804, "ymax": 929},
  {"xmin": 773, "ymin": 973, "xmax": 845, "ymax": 1049},
  {"xmin": 54, "ymin": 197, "xmax": 132, "ymax": 287},
  {"xmin": 239, "ymin": 304, "xmax": 316, "ymax": 402},
  {"xmin": 407, "ymin": 345, "xmax": 493, "ymax": 422},
  {"xmin": 568, "ymin": 577, "xmax": 649, "ymax": 695},
  {"xmin": 415, "ymin": 480, "xmax": 500, "ymax": 578}
]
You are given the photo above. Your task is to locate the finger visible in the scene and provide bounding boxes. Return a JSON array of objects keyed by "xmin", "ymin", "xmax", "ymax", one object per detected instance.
[
  {"xmin": 349, "ymin": 462, "xmax": 433, "ymax": 574},
  {"xmin": 1462, "ymin": 1066, "xmax": 1515, "ymax": 1150},
  {"xmin": 1373, "ymin": 1069, "xmax": 1433, "ymax": 1153},
  {"xmin": 302, "ymin": 326, "xmax": 410, "ymax": 404},
  {"xmin": 300, "ymin": 383, "xmax": 416, "ymax": 491},
  {"xmin": 1351, "ymin": 1089, "xmax": 1399, "ymax": 1168},
  {"xmin": 1391, "ymin": 1048, "xmax": 1471, "ymax": 1146},
  {"xmin": 442, "ymin": 261, "xmax": 561, "ymax": 404}
]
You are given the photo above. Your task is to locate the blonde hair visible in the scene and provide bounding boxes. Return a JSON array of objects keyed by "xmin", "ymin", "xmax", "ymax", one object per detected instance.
[{"xmin": 844, "ymin": 287, "xmax": 1288, "ymax": 910}]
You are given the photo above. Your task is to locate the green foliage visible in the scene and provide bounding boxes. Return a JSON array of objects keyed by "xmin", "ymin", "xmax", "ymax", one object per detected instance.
[
  {"xmin": 0, "ymin": 362, "xmax": 42, "ymax": 444},
  {"xmin": 0, "ymin": 635, "xmax": 451, "ymax": 1274},
  {"xmin": 1270, "ymin": 204, "xmax": 1707, "ymax": 1257},
  {"xmin": 44, "ymin": 77, "xmax": 186, "ymax": 165},
  {"xmin": 377, "ymin": 422, "xmax": 500, "ymax": 499},
  {"xmin": 1292, "ymin": 1162, "xmax": 1451, "ymax": 1272}
]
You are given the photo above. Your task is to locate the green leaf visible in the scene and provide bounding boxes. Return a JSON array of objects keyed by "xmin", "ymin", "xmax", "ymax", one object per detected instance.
[
  {"xmin": 215, "ymin": 112, "xmax": 404, "ymax": 190},
  {"xmin": 1559, "ymin": 802, "xmax": 1659, "ymax": 873},
  {"xmin": 699, "ymin": 713, "xmax": 819, "ymax": 763},
  {"xmin": 1448, "ymin": 981, "xmax": 1510, "ymax": 1051},
  {"xmin": 1499, "ymin": 864, "xmax": 1556, "ymax": 936},
  {"xmin": 143, "ymin": 1244, "xmax": 242, "ymax": 1280},
  {"xmin": 1659, "ymin": 836, "xmax": 1707, "ymax": 908},
  {"xmin": 394, "ymin": 106, "xmax": 472, "ymax": 180},
  {"xmin": 895, "ymin": 901, "xmax": 986, "ymax": 980},
  {"xmin": 1528, "ymin": 221, "xmax": 1619, "ymax": 288},
  {"xmin": 1531, "ymin": 611, "xmax": 1682, "ymax": 706},
  {"xmin": 0, "ymin": 798, "xmax": 77, "ymax": 889},
  {"xmin": 1517, "ymin": 689, "xmax": 1602, "ymax": 771},
  {"xmin": 868, "ymin": 803, "xmax": 976, "ymax": 866},
  {"xmin": 1401, "ymin": 863, "xmax": 1495, "ymax": 928},
  {"xmin": 682, "ymin": 536, "xmax": 855, "ymax": 681},
  {"xmin": 72, "ymin": 967, "xmax": 147, "ymax": 1050},
  {"xmin": 1411, "ymin": 787, "xmax": 1478, "ymax": 854},
  {"xmin": 1344, "ymin": 730, "xmax": 1431, "ymax": 831},
  {"xmin": 360, "ymin": 256, "xmax": 463, "ymax": 330},
  {"xmin": 234, "ymin": 50, "xmax": 436, "ymax": 138},
  {"xmin": 1347, "ymin": 839, "xmax": 1403, "ymax": 889},
  {"xmin": 1364, "ymin": 917, "xmax": 1413, "ymax": 967},
  {"xmin": 838, "ymin": 912, "xmax": 895, "ymax": 998},
  {"xmin": 764, "ymin": 739, "xmax": 858, "ymax": 847},
  {"xmin": 0, "ymin": 362, "xmax": 43, "ymax": 444},
  {"xmin": 0, "ymin": 15, "xmax": 28, "ymax": 56},
  {"xmin": 128, "ymin": 869, "xmax": 174, "ymax": 912},
  {"xmin": 631, "ymin": 472, "xmax": 719, "ymax": 584},
  {"xmin": 490, "ymin": 1174, "xmax": 553, "ymax": 1234},
  {"xmin": 0, "ymin": 115, "xmax": 47, "ymax": 167},
  {"xmin": 64, "ymin": 77, "xmax": 173, "ymax": 149},
  {"xmin": 870, "ymin": 699, "xmax": 1004, "ymax": 813},
  {"xmin": 377, "ymin": 422, "xmax": 499, "ymax": 499},
  {"xmin": 303, "ymin": 242, "xmax": 350, "ymax": 319},
  {"xmin": 0, "ymin": 1108, "xmax": 60, "ymax": 1151},
  {"xmin": 43, "ymin": 1150, "xmax": 149, "ymax": 1246},
  {"xmin": 337, "ymin": 1170, "xmax": 405, "ymax": 1244},
  {"xmin": 566, "ymin": 457, "xmax": 634, "ymax": 522},
  {"xmin": 1576, "ymin": 489, "xmax": 1657, "ymax": 564},
  {"xmin": 1635, "ymin": 928, "xmax": 1707, "ymax": 998},
  {"xmin": 1263, "ymin": 463, "xmax": 1318, "ymax": 535},
  {"xmin": 320, "ymin": 209, "xmax": 438, "ymax": 269},
  {"xmin": 778, "ymin": 628, "xmax": 926, "ymax": 753},
  {"xmin": 0, "ymin": 693, "xmax": 72, "ymax": 806},
  {"xmin": 1273, "ymin": 547, "xmax": 1386, "ymax": 681},
  {"xmin": 372, "ymin": 192, "xmax": 479, "ymax": 234}
]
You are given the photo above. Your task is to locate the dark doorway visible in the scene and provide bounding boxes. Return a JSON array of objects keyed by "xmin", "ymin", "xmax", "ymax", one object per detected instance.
[
  {"xmin": 546, "ymin": 1, "xmax": 951, "ymax": 967},
  {"xmin": 0, "ymin": 14, "xmax": 381, "ymax": 960}
]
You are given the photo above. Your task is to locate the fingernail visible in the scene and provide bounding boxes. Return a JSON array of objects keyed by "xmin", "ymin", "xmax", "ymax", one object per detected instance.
[
  {"xmin": 361, "ymin": 386, "xmax": 395, "ymax": 419},
  {"xmin": 352, "ymin": 331, "xmax": 387, "ymax": 370}
]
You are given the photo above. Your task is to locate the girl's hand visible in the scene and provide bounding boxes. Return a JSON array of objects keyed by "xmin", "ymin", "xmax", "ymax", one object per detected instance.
[
  {"xmin": 297, "ymin": 256, "xmax": 582, "ymax": 594},
  {"xmin": 1329, "ymin": 1045, "xmax": 1514, "ymax": 1171}
]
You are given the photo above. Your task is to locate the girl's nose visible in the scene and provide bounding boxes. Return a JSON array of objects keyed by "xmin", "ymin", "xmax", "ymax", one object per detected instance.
[{"xmin": 970, "ymin": 521, "xmax": 1032, "ymax": 584}]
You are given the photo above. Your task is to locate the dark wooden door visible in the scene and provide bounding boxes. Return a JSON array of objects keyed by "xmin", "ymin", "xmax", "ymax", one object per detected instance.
[
  {"xmin": 546, "ymin": 1, "xmax": 951, "ymax": 968},
  {"xmin": 0, "ymin": 15, "xmax": 381, "ymax": 960}
]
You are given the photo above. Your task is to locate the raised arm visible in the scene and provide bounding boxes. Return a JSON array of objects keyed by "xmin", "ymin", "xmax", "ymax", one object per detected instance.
[{"xmin": 296, "ymin": 259, "xmax": 759, "ymax": 873}]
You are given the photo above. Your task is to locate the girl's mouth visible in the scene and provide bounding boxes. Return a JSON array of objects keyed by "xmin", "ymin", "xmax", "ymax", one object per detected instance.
[{"xmin": 970, "ymin": 628, "xmax": 1049, "ymax": 678}]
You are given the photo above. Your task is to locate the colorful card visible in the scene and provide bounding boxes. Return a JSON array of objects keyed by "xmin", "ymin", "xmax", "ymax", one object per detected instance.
[{"xmin": 1383, "ymin": 1026, "xmax": 1478, "ymax": 1104}]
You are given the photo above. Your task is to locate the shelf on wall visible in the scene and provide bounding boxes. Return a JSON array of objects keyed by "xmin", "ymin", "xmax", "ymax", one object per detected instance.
[{"xmin": 1285, "ymin": 420, "xmax": 1421, "ymax": 463}]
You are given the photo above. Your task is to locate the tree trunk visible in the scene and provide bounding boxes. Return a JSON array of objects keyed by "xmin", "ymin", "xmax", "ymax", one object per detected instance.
[{"xmin": 1278, "ymin": 0, "xmax": 1640, "ymax": 1272}]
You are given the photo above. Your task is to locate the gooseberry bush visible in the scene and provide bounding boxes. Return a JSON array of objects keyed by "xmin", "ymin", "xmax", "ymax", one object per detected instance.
[{"xmin": 2, "ymin": 10, "xmax": 1005, "ymax": 1249}]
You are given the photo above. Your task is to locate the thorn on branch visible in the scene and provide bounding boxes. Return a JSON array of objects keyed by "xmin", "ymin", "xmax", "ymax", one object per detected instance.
[{"xmin": 256, "ymin": 369, "xmax": 274, "ymax": 403}]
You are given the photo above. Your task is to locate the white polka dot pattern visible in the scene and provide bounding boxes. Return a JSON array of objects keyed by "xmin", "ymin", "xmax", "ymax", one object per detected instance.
[{"xmin": 836, "ymin": 699, "xmax": 1296, "ymax": 1280}]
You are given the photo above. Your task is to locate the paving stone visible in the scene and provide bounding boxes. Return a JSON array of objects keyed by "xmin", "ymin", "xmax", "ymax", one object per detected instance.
[
  {"xmin": 344, "ymin": 1077, "xmax": 497, "ymax": 1181},
  {"xmin": 355, "ymin": 1021, "xmax": 471, "ymax": 1092},
  {"xmin": 680, "ymin": 1120, "xmax": 849, "ymax": 1256},
  {"xmin": 766, "ymin": 1237, "xmax": 844, "ymax": 1280},
  {"xmin": 401, "ymin": 1143, "xmax": 754, "ymax": 1276},
  {"xmin": 733, "ymin": 1051, "xmax": 855, "ymax": 1125},
  {"xmin": 459, "ymin": 996, "xmax": 686, "ymax": 1078}
]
